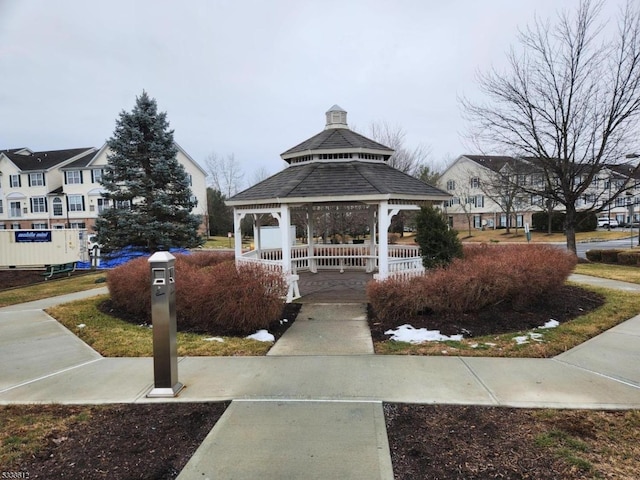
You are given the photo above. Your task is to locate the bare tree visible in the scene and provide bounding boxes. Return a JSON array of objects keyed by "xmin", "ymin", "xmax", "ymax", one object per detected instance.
[
  {"xmin": 463, "ymin": 0, "xmax": 640, "ymax": 253},
  {"xmin": 368, "ymin": 122, "xmax": 433, "ymax": 177},
  {"xmin": 250, "ymin": 166, "xmax": 271, "ymax": 186},
  {"xmin": 479, "ymin": 161, "xmax": 531, "ymax": 234},
  {"xmin": 205, "ymin": 152, "xmax": 245, "ymax": 198}
]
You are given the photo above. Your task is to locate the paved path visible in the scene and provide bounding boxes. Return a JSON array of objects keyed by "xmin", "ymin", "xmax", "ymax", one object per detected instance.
[{"xmin": 1, "ymin": 277, "xmax": 640, "ymax": 479}]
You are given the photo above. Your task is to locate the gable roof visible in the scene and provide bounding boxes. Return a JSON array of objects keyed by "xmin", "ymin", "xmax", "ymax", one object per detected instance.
[
  {"xmin": 228, "ymin": 160, "xmax": 449, "ymax": 205},
  {"xmin": 462, "ymin": 155, "xmax": 517, "ymax": 173},
  {"xmin": 3, "ymin": 148, "xmax": 95, "ymax": 171}
]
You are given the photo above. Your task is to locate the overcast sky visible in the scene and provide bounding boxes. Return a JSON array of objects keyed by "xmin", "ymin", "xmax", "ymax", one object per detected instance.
[{"xmin": 0, "ymin": 0, "xmax": 630, "ymax": 186}]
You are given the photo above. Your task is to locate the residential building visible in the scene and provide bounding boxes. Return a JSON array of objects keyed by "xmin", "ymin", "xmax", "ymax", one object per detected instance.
[
  {"xmin": 438, "ymin": 155, "xmax": 640, "ymax": 231},
  {"xmin": 0, "ymin": 144, "xmax": 208, "ymax": 232}
]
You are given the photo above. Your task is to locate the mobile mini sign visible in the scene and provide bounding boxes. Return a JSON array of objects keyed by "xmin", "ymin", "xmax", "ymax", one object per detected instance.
[{"xmin": 14, "ymin": 231, "xmax": 52, "ymax": 243}]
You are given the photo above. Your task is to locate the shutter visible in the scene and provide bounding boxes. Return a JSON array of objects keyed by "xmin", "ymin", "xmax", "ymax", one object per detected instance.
[
  {"xmin": 81, "ymin": 196, "xmax": 85, "ymax": 211},
  {"xmin": 29, "ymin": 198, "xmax": 33, "ymax": 213},
  {"xmin": 42, "ymin": 174, "xmax": 46, "ymax": 186},
  {"xmin": 79, "ymin": 171, "xmax": 84, "ymax": 184},
  {"xmin": 28, "ymin": 175, "xmax": 32, "ymax": 187},
  {"xmin": 44, "ymin": 197, "xmax": 48, "ymax": 213}
]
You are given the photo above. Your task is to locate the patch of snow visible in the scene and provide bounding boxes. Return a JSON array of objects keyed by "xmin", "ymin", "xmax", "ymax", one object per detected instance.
[
  {"xmin": 279, "ymin": 318, "xmax": 288, "ymax": 325},
  {"xmin": 513, "ymin": 335, "xmax": 530, "ymax": 345},
  {"xmin": 470, "ymin": 343, "xmax": 479, "ymax": 349},
  {"xmin": 77, "ymin": 324, "xmax": 86, "ymax": 329},
  {"xmin": 204, "ymin": 337, "xmax": 224, "ymax": 343},
  {"xmin": 484, "ymin": 342, "xmax": 497, "ymax": 347},
  {"xmin": 539, "ymin": 319, "xmax": 559, "ymax": 329},
  {"xmin": 246, "ymin": 330, "xmax": 275, "ymax": 342},
  {"xmin": 384, "ymin": 324, "xmax": 463, "ymax": 344}
]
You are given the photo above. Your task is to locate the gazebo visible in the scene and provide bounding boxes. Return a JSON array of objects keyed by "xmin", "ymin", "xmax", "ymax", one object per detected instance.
[{"xmin": 226, "ymin": 105, "xmax": 451, "ymax": 301}]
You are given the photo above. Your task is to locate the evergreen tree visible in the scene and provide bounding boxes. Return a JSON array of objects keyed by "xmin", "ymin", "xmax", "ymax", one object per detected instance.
[
  {"xmin": 415, "ymin": 205, "xmax": 463, "ymax": 269},
  {"xmin": 95, "ymin": 91, "xmax": 202, "ymax": 252}
]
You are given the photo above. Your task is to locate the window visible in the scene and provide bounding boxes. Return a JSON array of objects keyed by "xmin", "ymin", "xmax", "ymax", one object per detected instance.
[
  {"xmin": 67, "ymin": 195, "xmax": 84, "ymax": 212},
  {"xmin": 31, "ymin": 223, "xmax": 48, "ymax": 229},
  {"xmin": 516, "ymin": 215, "xmax": 524, "ymax": 227},
  {"xmin": 97, "ymin": 198, "xmax": 109, "ymax": 213},
  {"xmin": 0, "ymin": 224, "xmax": 5, "ymax": 230},
  {"xmin": 448, "ymin": 197, "xmax": 460, "ymax": 207},
  {"xmin": 30, "ymin": 197, "xmax": 47, "ymax": 213},
  {"xmin": 473, "ymin": 215, "xmax": 482, "ymax": 229},
  {"xmin": 11, "ymin": 223, "xmax": 21, "ymax": 230},
  {"xmin": 65, "ymin": 170, "xmax": 83, "ymax": 184},
  {"xmin": 446, "ymin": 180, "xmax": 456, "ymax": 191},
  {"xmin": 69, "ymin": 222, "xmax": 86, "ymax": 229},
  {"xmin": 470, "ymin": 177, "xmax": 480, "ymax": 189},
  {"xmin": 500, "ymin": 214, "xmax": 508, "ymax": 227},
  {"xmin": 0, "ymin": 200, "xmax": 3, "ymax": 214},
  {"xmin": 516, "ymin": 174, "xmax": 527, "ymax": 186},
  {"xmin": 616, "ymin": 197, "xmax": 627, "ymax": 207},
  {"xmin": 28, "ymin": 172, "xmax": 45, "ymax": 186},
  {"xmin": 10, "ymin": 201, "xmax": 21, "ymax": 217},
  {"xmin": 9, "ymin": 174, "xmax": 21, "ymax": 188},
  {"xmin": 475, "ymin": 195, "xmax": 484, "ymax": 208},
  {"xmin": 92, "ymin": 169, "xmax": 103, "ymax": 183},
  {"xmin": 52, "ymin": 197, "xmax": 63, "ymax": 216},
  {"xmin": 115, "ymin": 199, "xmax": 131, "ymax": 209}
]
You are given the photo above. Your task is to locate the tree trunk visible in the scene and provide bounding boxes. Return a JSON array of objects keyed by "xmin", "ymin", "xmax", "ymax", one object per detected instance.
[{"xmin": 565, "ymin": 207, "xmax": 578, "ymax": 254}]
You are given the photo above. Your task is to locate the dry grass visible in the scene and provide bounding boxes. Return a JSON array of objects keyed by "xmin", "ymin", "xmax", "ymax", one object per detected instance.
[
  {"xmin": 0, "ymin": 272, "xmax": 106, "ymax": 307},
  {"xmin": 534, "ymin": 409, "xmax": 640, "ymax": 478},
  {"xmin": 46, "ymin": 295, "xmax": 273, "ymax": 357},
  {"xmin": 575, "ymin": 262, "xmax": 640, "ymax": 284},
  {"xmin": 374, "ymin": 283, "xmax": 640, "ymax": 357},
  {"xmin": 0, "ymin": 405, "xmax": 94, "ymax": 467}
]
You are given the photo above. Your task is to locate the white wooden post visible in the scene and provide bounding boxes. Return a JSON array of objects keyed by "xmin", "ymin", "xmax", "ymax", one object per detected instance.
[
  {"xmin": 367, "ymin": 205, "xmax": 376, "ymax": 273},
  {"xmin": 377, "ymin": 201, "xmax": 389, "ymax": 280},
  {"xmin": 307, "ymin": 205, "xmax": 316, "ymax": 273},
  {"xmin": 280, "ymin": 204, "xmax": 299, "ymax": 302},
  {"xmin": 233, "ymin": 211, "xmax": 245, "ymax": 260},
  {"xmin": 254, "ymin": 214, "xmax": 262, "ymax": 257}
]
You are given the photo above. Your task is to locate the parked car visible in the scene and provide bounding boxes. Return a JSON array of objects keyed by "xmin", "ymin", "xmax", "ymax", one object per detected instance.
[{"xmin": 597, "ymin": 218, "xmax": 619, "ymax": 228}]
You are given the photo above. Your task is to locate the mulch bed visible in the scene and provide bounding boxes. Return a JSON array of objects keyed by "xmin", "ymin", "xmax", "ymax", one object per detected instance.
[
  {"xmin": 0, "ymin": 268, "xmax": 93, "ymax": 289},
  {"xmin": 9, "ymin": 403, "xmax": 228, "ymax": 479},
  {"xmin": 368, "ymin": 285, "xmax": 605, "ymax": 342}
]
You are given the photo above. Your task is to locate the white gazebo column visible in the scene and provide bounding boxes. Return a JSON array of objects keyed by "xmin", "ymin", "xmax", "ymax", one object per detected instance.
[
  {"xmin": 376, "ymin": 201, "xmax": 389, "ymax": 280},
  {"xmin": 367, "ymin": 205, "xmax": 376, "ymax": 273},
  {"xmin": 279, "ymin": 204, "xmax": 300, "ymax": 302},
  {"xmin": 307, "ymin": 205, "xmax": 317, "ymax": 273},
  {"xmin": 233, "ymin": 211, "xmax": 245, "ymax": 260},
  {"xmin": 253, "ymin": 214, "xmax": 262, "ymax": 258}
]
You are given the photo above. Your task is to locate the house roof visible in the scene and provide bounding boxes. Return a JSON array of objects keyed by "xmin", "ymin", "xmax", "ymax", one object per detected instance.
[
  {"xmin": 62, "ymin": 149, "xmax": 101, "ymax": 169},
  {"xmin": 228, "ymin": 160, "xmax": 449, "ymax": 205},
  {"xmin": 281, "ymin": 128, "xmax": 393, "ymax": 159},
  {"xmin": 3, "ymin": 148, "xmax": 95, "ymax": 171},
  {"xmin": 462, "ymin": 155, "xmax": 519, "ymax": 173}
]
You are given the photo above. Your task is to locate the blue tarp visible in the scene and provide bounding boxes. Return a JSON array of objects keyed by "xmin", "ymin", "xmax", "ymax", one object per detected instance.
[{"xmin": 76, "ymin": 247, "xmax": 190, "ymax": 270}]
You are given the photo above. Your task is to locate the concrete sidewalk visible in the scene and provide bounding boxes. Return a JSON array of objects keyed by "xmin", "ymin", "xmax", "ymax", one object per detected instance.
[{"xmin": 1, "ymin": 276, "xmax": 640, "ymax": 479}]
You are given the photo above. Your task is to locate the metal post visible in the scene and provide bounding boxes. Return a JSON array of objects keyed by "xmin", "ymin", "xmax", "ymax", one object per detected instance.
[{"xmin": 147, "ymin": 251, "xmax": 184, "ymax": 397}]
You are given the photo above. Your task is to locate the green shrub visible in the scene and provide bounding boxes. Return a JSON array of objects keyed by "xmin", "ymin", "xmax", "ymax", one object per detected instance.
[
  {"xmin": 106, "ymin": 252, "xmax": 286, "ymax": 335},
  {"xmin": 415, "ymin": 205, "xmax": 463, "ymax": 269},
  {"xmin": 584, "ymin": 250, "xmax": 602, "ymax": 262},
  {"xmin": 599, "ymin": 249, "xmax": 624, "ymax": 264},
  {"xmin": 617, "ymin": 251, "xmax": 640, "ymax": 266},
  {"xmin": 368, "ymin": 244, "xmax": 577, "ymax": 319}
]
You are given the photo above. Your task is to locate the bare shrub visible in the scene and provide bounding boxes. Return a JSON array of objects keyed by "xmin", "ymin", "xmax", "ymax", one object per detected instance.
[
  {"xmin": 107, "ymin": 252, "xmax": 286, "ymax": 335},
  {"xmin": 368, "ymin": 244, "xmax": 577, "ymax": 320}
]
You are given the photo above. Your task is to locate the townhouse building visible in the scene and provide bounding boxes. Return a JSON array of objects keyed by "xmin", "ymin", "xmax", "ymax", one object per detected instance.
[
  {"xmin": 438, "ymin": 155, "xmax": 640, "ymax": 231},
  {"xmin": 0, "ymin": 144, "xmax": 208, "ymax": 232}
]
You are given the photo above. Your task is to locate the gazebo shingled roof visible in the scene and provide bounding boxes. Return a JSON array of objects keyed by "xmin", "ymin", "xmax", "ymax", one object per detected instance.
[{"xmin": 228, "ymin": 160, "xmax": 448, "ymax": 204}]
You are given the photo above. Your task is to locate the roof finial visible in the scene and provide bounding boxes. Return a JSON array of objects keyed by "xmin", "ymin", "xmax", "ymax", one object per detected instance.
[{"xmin": 325, "ymin": 105, "xmax": 348, "ymax": 130}]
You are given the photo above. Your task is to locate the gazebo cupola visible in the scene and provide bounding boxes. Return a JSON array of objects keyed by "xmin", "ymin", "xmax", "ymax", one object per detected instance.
[{"xmin": 226, "ymin": 106, "xmax": 451, "ymax": 301}]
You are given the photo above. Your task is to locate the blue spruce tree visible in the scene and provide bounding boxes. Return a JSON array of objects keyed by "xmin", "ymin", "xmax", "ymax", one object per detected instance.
[{"xmin": 95, "ymin": 91, "xmax": 202, "ymax": 252}]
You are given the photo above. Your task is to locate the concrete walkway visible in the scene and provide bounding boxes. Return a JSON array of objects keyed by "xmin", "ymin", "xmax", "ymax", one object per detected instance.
[{"xmin": 1, "ymin": 277, "xmax": 640, "ymax": 479}]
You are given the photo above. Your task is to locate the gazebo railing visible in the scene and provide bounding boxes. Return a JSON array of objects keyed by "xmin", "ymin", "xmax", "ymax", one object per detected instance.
[{"xmin": 240, "ymin": 243, "xmax": 423, "ymax": 276}]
